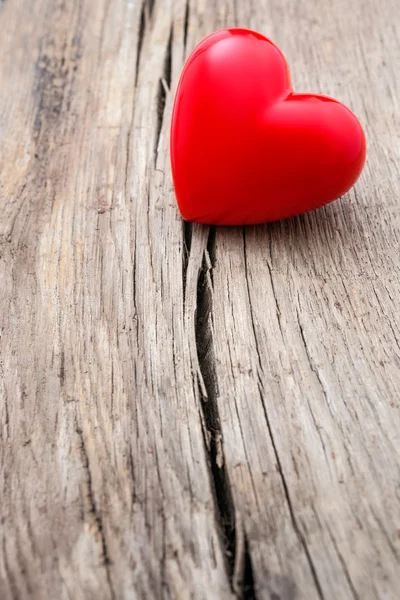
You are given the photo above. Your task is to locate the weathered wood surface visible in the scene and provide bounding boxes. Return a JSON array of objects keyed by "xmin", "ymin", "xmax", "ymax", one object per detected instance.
[{"xmin": 1, "ymin": 0, "xmax": 399, "ymax": 598}]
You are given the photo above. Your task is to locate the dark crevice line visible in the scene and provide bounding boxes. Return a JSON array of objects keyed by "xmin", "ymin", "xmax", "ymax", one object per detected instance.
[
  {"xmin": 110, "ymin": 360, "xmax": 115, "ymax": 415},
  {"xmin": 372, "ymin": 285, "xmax": 400, "ymax": 354},
  {"xmin": 267, "ymin": 264, "xmax": 283, "ymax": 337},
  {"xmin": 58, "ymin": 350, "xmax": 65, "ymax": 389},
  {"xmin": 135, "ymin": 0, "xmax": 146, "ymax": 87},
  {"xmin": 195, "ymin": 228, "xmax": 236, "ymax": 584},
  {"xmin": 206, "ymin": 226, "xmax": 216, "ymax": 285},
  {"xmin": 242, "ymin": 228, "xmax": 263, "ymax": 372},
  {"xmin": 128, "ymin": 447, "xmax": 137, "ymax": 505},
  {"xmin": 183, "ymin": 0, "xmax": 190, "ymax": 57},
  {"xmin": 4, "ymin": 183, "xmax": 27, "ymax": 242},
  {"xmin": 125, "ymin": 17, "xmax": 140, "ymax": 321},
  {"xmin": 154, "ymin": 25, "xmax": 173, "ymax": 166},
  {"xmin": 295, "ymin": 301, "xmax": 355, "ymax": 479},
  {"xmin": 124, "ymin": 129, "xmax": 132, "ymax": 202},
  {"xmin": 3, "ymin": 382, "xmax": 10, "ymax": 438},
  {"xmin": 266, "ymin": 232, "xmax": 283, "ymax": 338},
  {"xmin": 148, "ymin": 0, "xmax": 155, "ymax": 18},
  {"xmin": 296, "ymin": 309, "xmax": 330, "ymax": 406},
  {"xmin": 194, "ymin": 227, "xmax": 254, "ymax": 598},
  {"xmin": 243, "ymin": 534, "xmax": 256, "ymax": 599},
  {"xmin": 296, "ymin": 312, "xmax": 333, "ymax": 469},
  {"xmin": 182, "ymin": 220, "xmax": 192, "ymax": 303},
  {"xmin": 77, "ymin": 428, "xmax": 116, "ymax": 600},
  {"xmin": 370, "ymin": 508, "xmax": 399, "ymax": 562},
  {"xmin": 232, "ymin": 525, "xmax": 257, "ymax": 599},
  {"xmin": 154, "ymin": 447, "xmax": 169, "ymax": 598},
  {"xmin": 164, "ymin": 25, "xmax": 173, "ymax": 89},
  {"xmin": 135, "ymin": 0, "xmax": 160, "ymax": 82},
  {"xmin": 2, "ymin": 535, "xmax": 19, "ymax": 600},
  {"xmin": 13, "ymin": 532, "xmax": 33, "ymax": 595},
  {"xmin": 326, "ymin": 523, "xmax": 359, "ymax": 599},
  {"xmin": 146, "ymin": 187, "xmax": 156, "ymax": 283},
  {"xmin": 184, "ymin": 220, "xmax": 193, "ymax": 255}
]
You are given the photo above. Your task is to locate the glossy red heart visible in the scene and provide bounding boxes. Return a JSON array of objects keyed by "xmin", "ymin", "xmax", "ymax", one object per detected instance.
[{"xmin": 170, "ymin": 29, "xmax": 366, "ymax": 225}]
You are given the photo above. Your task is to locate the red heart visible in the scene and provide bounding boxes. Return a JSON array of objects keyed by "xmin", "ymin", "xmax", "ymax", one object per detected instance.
[{"xmin": 170, "ymin": 29, "xmax": 366, "ymax": 225}]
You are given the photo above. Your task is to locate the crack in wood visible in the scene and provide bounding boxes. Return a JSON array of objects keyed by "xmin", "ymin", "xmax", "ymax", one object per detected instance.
[
  {"xmin": 326, "ymin": 522, "xmax": 359, "ymax": 599},
  {"xmin": 194, "ymin": 227, "xmax": 257, "ymax": 599},
  {"xmin": 59, "ymin": 349, "xmax": 65, "ymax": 387},
  {"xmin": 243, "ymin": 229, "xmax": 263, "ymax": 375},
  {"xmin": 77, "ymin": 428, "xmax": 115, "ymax": 600},
  {"xmin": 135, "ymin": 0, "xmax": 147, "ymax": 87},
  {"xmin": 182, "ymin": 221, "xmax": 192, "ymax": 305},
  {"xmin": 2, "ymin": 380, "xmax": 10, "ymax": 439},
  {"xmin": 296, "ymin": 309, "xmax": 329, "ymax": 404},
  {"xmin": 295, "ymin": 309, "xmax": 334, "ymax": 469},
  {"xmin": 370, "ymin": 508, "xmax": 399, "ymax": 562},
  {"xmin": 134, "ymin": 0, "xmax": 158, "ymax": 86},
  {"xmin": 183, "ymin": 220, "xmax": 193, "ymax": 256},
  {"xmin": 2, "ymin": 535, "xmax": 18, "ymax": 600},
  {"xmin": 154, "ymin": 445, "xmax": 170, "ymax": 598},
  {"xmin": 183, "ymin": 0, "xmax": 190, "ymax": 57},
  {"xmin": 154, "ymin": 25, "xmax": 173, "ymax": 166},
  {"xmin": 147, "ymin": 0, "xmax": 155, "ymax": 19},
  {"xmin": 231, "ymin": 517, "xmax": 257, "ymax": 599},
  {"xmin": 242, "ymin": 534, "xmax": 256, "ymax": 599},
  {"xmin": 195, "ymin": 230, "xmax": 235, "ymax": 580}
]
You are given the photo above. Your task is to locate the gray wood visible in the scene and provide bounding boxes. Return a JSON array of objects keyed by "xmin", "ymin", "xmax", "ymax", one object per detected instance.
[{"xmin": 0, "ymin": 0, "xmax": 399, "ymax": 598}]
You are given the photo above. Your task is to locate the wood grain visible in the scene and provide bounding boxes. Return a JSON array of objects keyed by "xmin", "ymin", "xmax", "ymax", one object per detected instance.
[{"xmin": 0, "ymin": 0, "xmax": 399, "ymax": 598}]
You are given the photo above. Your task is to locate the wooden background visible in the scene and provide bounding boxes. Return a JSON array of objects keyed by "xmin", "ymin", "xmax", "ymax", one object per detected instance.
[{"xmin": 1, "ymin": 0, "xmax": 399, "ymax": 598}]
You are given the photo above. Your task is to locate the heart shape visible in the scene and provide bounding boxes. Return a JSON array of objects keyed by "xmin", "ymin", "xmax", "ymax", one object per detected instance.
[{"xmin": 170, "ymin": 29, "xmax": 366, "ymax": 225}]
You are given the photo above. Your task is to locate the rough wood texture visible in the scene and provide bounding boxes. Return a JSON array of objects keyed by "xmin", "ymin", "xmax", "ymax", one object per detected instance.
[{"xmin": 0, "ymin": 0, "xmax": 399, "ymax": 598}]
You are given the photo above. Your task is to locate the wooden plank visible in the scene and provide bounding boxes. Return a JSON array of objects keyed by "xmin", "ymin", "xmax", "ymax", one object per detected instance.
[{"xmin": 0, "ymin": 0, "xmax": 399, "ymax": 599}]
